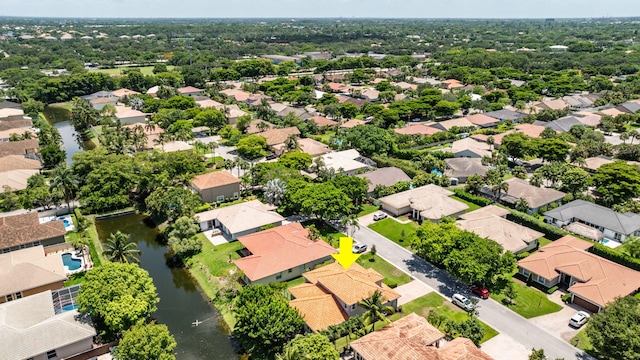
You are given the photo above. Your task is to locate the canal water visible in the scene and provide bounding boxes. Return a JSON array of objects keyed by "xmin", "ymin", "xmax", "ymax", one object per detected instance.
[
  {"xmin": 95, "ymin": 213, "xmax": 238, "ymax": 360},
  {"xmin": 42, "ymin": 105, "xmax": 94, "ymax": 164}
]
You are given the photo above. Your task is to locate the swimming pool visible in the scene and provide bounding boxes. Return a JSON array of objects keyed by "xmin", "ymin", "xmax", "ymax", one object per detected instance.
[{"xmin": 62, "ymin": 253, "xmax": 82, "ymax": 271}]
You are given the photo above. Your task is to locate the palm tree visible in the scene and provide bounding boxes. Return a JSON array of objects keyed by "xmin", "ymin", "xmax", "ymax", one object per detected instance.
[
  {"xmin": 360, "ymin": 290, "xmax": 394, "ymax": 333},
  {"xmin": 515, "ymin": 197, "xmax": 530, "ymax": 212},
  {"xmin": 275, "ymin": 347, "xmax": 305, "ymax": 360},
  {"xmin": 50, "ymin": 165, "xmax": 79, "ymax": 213},
  {"xmin": 284, "ymin": 134, "xmax": 300, "ymax": 152},
  {"xmin": 491, "ymin": 180, "xmax": 509, "ymax": 202},
  {"xmin": 486, "ymin": 136, "xmax": 495, "ymax": 151},
  {"xmin": 103, "ymin": 231, "xmax": 142, "ymax": 263},
  {"xmin": 264, "ymin": 178, "xmax": 287, "ymax": 206}
]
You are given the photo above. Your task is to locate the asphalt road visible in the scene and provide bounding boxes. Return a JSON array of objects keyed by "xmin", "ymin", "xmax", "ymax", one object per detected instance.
[{"xmin": 352, "ymin": 223, "xmax": 592, "ymax": 360}]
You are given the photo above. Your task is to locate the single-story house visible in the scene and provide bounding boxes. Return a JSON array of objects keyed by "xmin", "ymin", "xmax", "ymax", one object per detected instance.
[
  {"xmin": 297, "ymin": 138, "xmax": 331, "ymax": 157},
  {"xmin": 289, "ymin": 262, "xmax": 400, "ymax": 332},
  {"xmin": 0, "ymin": 290, "xmax": 97, "ymax": 360},
  {"xmin": 88, "ymin": 96, "xmax": 118, "ymax": 110},
  {"xmin": 122, "ymin": 123, "xmax": 164, "ymax": 150},
  {"xmin": 0, "ymin": 119, "xmax": 33, "ymax": 132},
  {"xmin": 360, "ymin": 88, "xmax": 380, "ymax": 101},
  {"xmin": 195, "ymin": 200, "xmax": 285, "ymax": 240},
  {"xmin": 430, "ymin": 117, "xmax": 477, "ymax": 132},
  {"xmin": 449, "ymin": 137, "xmax": 492, "ymax": 158},
  {"xmin": 308, "ymin": 115, "xmax": 338, "ymax": 128},
  {"xmin": 484, "ymin": 109, "xmax": 526, "ymax": 122},
  {"xmin": 0, "ymin": 155, "xmax": 41, "ymax": 172},
  {"xmin": 234, "ymin": 223, "xmax": 336, "ymax": 285},
  {"xmin": 196, "ymin": 98, "xmax": 224, "ymax": 109},
  {"xmin": 479, "ymin": 178, "xmax": 566, "ymax": 214},
  {"xmin": 562, "ymin": 95, "xmax": 594, "ymax": 109},
  {"xmin": 379, "ymin": 184, "xmax": 469, "ymax": 222},
  {"xmin": 0, "ymin": 169, "xmax": 40, "ymax": 191},
  {"xmin": 444, "ymin": 157, "xmax": 488, "ymax": 184},
  {"xmin": 0, "ymin": 212, "xmax": 66, "ymax": 254},
  {"xmin": 0, "ymin": 245, "xmax": 66, "ymax": 303},
  {"xmin": 544, "ymin": 200, "xmax": 640, "ymax": 243},
  {"xmin": 115, "ymin": 105, "xmax": 146, "ymax": 125},
  {"xmin": 355, "ymin": 167, "xmax": 411, "ymax": 195},
  {"xmin": 0, "ymin": 127, "xmax": 36, "ymax": 142},
  {"xmin": 616, "ymin": 100, "xmax": 640, "ymax": 114},
  {"xmin": 245, "ymin": 119, "xmax": 273, "ymax": 134},
  {"xmin": 513, "ymin": 123, "xmax": 549, "ymax": 138},
  {"xmin": 537, "ymin": 117, "xmax": 584, "ymax": 133},
  {"xmin": 80, "ymin": 90, "xmax": 114, "ymax": 101},
  {"xmin": 0, "ymin": 139, "xmax": 39, "ymax": 159},
  {"xmin": 178, "ymin": 86, "xmax": 205, "ymax": 97},
  {"xmin": 573, "ymin": 112, "xmax": 601, "ymax": 127},
  {"xmin": 220, "ymin": 88, "xmax": 251, "ymax": 102},
  {"xmin": 191, "ymin": 171, "xmax": 241, "ymax": 204},
  {"xmin": 532, "ymin": 98, "xmax": 569, "ymax": 112},
  {"xmin": 350, "ymin": 313, "xmax": 493, "ymax": 360},
  {"xmin": 318, "ymin": 149, "xmax": 375, "ymax": 176},
  {"xmin": 582, "ymin": 156, "xmax": 614, "ymax": 172},
  {"xmin": 259, "ymin": 126, "xmax": 301, "ymax": 149},
  {"xmin": 0, "ymin": 108, "xmax": 27, "ymax": 122},
  {"xmin": 598, "ymin": 107, "xmax": 625, "ymax": 118},
  {"xmin": 222, "ymin": 104, "xmax": 249, "ymax": 124},
  {"xmin": 464, "ymin": 113, "xmax": 500, "ymax": 128},
  {"xmin": 0, "ymin": 101, "xmax": 23, "ymax": 110},
  {"xmin": 517, "ymin": 235, "xmax": 640, "ymax": 312},
  {"xmin": 340, "ymin": 119, "xmax": 368, "ymax": 129},
  {"xmin": 394, "ymin": 124, "xmax": 442, "ymax": 137},
  {"xmin": 111, "ymin": 88, "xmax": 140, "ymax": 98},
  {"xmin": 456, "ymin": 205, "xmax": 544, "ymax": 254}
]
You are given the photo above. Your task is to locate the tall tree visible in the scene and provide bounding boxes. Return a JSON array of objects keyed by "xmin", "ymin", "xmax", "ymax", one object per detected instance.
[
  {"xmin": 104, "ymin": 231, "xmax": 142, "ymax": 264},
  {"xmin": 282, "ymin": 334, "xmax": 339, "ymax": 360},
  {"xmin": 49, "ymin": 165, "xmax": 79, "ymax": 212},
  {"xmin": 591, "ymin": 162, "xmax": 640, "ymax": 206},
  {"xmin": 360, "ymin": 290, "xmax": 395, "ymax": 333},
  {"xmin": 113, "ymin": 322, "xmax": 177, "ymax": 360},
  {"xmin": 586, "ymin": 296, "xmax": 640, "ymax": 360}
]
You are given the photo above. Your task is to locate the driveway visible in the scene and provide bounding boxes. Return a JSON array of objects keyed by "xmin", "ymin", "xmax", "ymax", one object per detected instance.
[
  {"xmin": 350, "ymin": 222, "xmax": 591, "ymax": 360},
  {"xmin": 528, "ymin": 291, "xmax": 584, "ymax": 342},
  {"xmin": 394, "ymin": 280, "xmax": 434, "ymax": 306},
  {"xmin": 481, "ymin": 334, "xmax": 531, "ymax": 360}
]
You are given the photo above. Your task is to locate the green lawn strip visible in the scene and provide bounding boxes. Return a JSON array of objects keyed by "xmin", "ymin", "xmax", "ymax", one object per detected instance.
[
  {"xmin": 538, "ymin": 236, "xmax": 552, "ymax": 248},
  {"xmin": 314, "ymin": 131, "xmax": 335, "ymax": 145},
  {"xmin": 450, "ymin": 195, "xmax": 481, "ymax": 212},
  {"xmin": 356, "ymin": 253, "xmax": 411, "ymax": 287},
  {"xmin": 490, "ymin": 281, "xmax": 562, "ymax": 318},
  {"xmin": 357, "ymin": 204, "xmax": 380, "ymax": 217},
  {"xmin": 390, "ymin": 292, "xmax": 498, "ymax": 343},
  {"xmin": 301, "ymin": 219, "xmax": 346, "ymax": 245},
  {"xmin": 64, "ymin": 272, "xmax": 87, "ymax": 287},
  {"xmin": 187, "ymin": 237, "xmax": 245, "ymax": 330},
  {"xmin": 284, "ymin": 276, "xmax": 307, "ymax": 289},
  {"xmin": 368, "ymin": 218, "xmax": 417, "ymax": 248},
  {"xmin": 91, "ymin": 65, "xmax": 175, "ymax": 76},
  {"xmin": 78, "ymin": 215, "xmax": 106, "ymax": 266},
  {"xmin": 570, "ymin": 328, "xmax": 593, "ymax": 352}
]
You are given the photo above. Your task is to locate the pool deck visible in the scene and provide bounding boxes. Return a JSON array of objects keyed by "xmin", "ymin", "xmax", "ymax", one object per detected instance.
[{"xmin": 48, "ymin": 244, "xmax": 94, "ymax": 275}]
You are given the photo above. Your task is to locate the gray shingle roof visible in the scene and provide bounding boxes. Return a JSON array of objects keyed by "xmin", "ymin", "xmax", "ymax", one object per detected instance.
[
  {"xmin": 544, "ymin": 200, "xmax": 640, "ymax": 235},
  {"xmin": 355, "ymin": 167, "xmax": 411, "ymax": 193},
  {"xmin": 618, "ymin": 101, "xmax": 640, "ymax": 114}
]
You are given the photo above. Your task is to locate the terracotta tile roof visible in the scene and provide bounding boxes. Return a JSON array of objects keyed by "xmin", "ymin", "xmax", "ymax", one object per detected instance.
[
  {"xmin": 0, "ymin": 139, "xmax": 39, "ymax": 157},
  {"xmin": 308, "ymin": 115, "xmax": 338, "ymax": 127},
  {"xmin": 514, "ymin": 123, "xmax": 549, "ymax": 138},
  {"xmin": 302, "ymin": 262, "xmax": 400, "ymax": 305},
  {"xmin": 289, "ymin": 293, "xmax": 349, "ymax": 332},
  {"xmin": 220, "ymin": 88, "xmax": 251, "ymax": 102},
  {"xmin": 0, "ymin": 212, "xmax": 66, "ymax": 250},
  {"xmin": 288, "ymin": 282, "xmax": 331, "ymax": 298},
  {"xmin": 439, "ymin": 337, "xmax": 494, "ymax": 360},
  {"xmin": 298, "ymin": 138, "xmax": 331, "ymax": 156},
  {"xmin": 340, "ymin": 119, "xmax": 368, "ymax": 129},
  {"xmin": 394, "ymin": 124, "xmax": 442, "ymax": 136},
  {"xmin": 178, "ymin": 86, "xmax": 203, "ymax": 94},
  {"xmin": 0, "ymin": 155, "xmax": 41, "ymax": 172},
  {"xmin": 457, "ymin": 205, "xmax": 544, "ymax": 253},
  {"xmin": 196, "ymin": 98, "xmax": 224, "ymax": 110},
  {"xmin": 245, "ymin": 119, "xmax": 273, "ymax": 134},
  {"xmin": 465, "ymin": 114, "xmax": 499, "ymax": 127},
  {"xmin": 0, "ymin": 119, "xmax": 33, "ymax": 131},
  {"xmin": 0, "ymin": 245, "xmax": 66, "ymax": 297},
  {"xmin": 111, "ymin": 88, "xmax": 140, "ymax": 97},
  {"xmin": 259, "ymin": 127, "xmax": 300, "ymax": 146},
  {"xmin": 191, "ymin": 170, "xmax": 240, "ymax": 191},
  {"xmin": 518, "ymin": 235, "xmax": 640, "ymax": 307},
  {"xmin": 234, "ymin": 223, "xmax": 336, "ymax": 281},
  {"xmin": 0, "ymin": 108, "xmax": 25, "ymax": 119}
]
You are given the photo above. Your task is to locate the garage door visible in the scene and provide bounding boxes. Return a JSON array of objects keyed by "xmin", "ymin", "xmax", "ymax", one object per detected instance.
[{"xmin": 573, "ymin": 295, "xmax": 600, "ymax": 313}]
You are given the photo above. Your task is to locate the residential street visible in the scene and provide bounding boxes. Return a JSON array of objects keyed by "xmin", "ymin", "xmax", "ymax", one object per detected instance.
[{"xmin": 351, "ymin": 222, "xmax": 592, "ymax": 360}]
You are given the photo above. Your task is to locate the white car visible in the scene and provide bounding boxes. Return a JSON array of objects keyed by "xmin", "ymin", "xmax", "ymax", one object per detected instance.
[
  {"xmin": 569, "ymin": 311, "xmax": 590, "ymax": 328},
  {"xmin": 451, "ymin": 293, "xmax": 475, "ymax": 311},
  {"xmin": 373, "ymin": 213, "xmax": 387, "ymax": 221},
  {"xmin": 352, "ymin": 243, "xmax": 368, "ymax": 254}
]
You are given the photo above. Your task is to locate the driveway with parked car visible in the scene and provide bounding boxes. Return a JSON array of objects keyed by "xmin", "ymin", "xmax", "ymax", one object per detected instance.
[{"xmin": 528, "ymin": 291, "xmax": 587, "ymax": 341}]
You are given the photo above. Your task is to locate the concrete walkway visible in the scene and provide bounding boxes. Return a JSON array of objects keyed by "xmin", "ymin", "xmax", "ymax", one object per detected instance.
[
  {"xmin": 481, "ymin": 334, "xmax": 531, "ymax": 360},
  {"xmin": 394, "ymin": 280, "xmax": 434, "ymax": 306}
]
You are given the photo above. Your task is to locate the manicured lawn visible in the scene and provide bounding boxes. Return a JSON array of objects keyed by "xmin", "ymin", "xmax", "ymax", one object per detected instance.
[
  {"xmin": 64, "ymin": 272, "xmax": 87, "ymax": 287},
  {"xmin": 538, "ymin": 236, "xmax": 552, "ymax": 248},
  {"xmin": 450, "ymin": 195, "xmax": 481, "ymax": 212},
  {"xmin": 368, "ymin": 218, "xmax": 418, "ymax": 248},
  {"xmin": 570, "ymin": 328, "xmax": 593, "ymax": 352},
  {"xmin": 302, "ymin": 219, "xmax": 346, "ymax": 246},
  {"xmin": 390, "ymin": 292, "xmax": 499, "ymax": 344},
  {"xmin": 490, "ymin": 281, "xmax": 563, "ymax": 318},
  {"xmin": 314, "ymin": 131, "xmax": 336, "ymax": 145},
  {"xmin": 283, "ymin": 276, "xmax": 307, "ymax": 289},
  {"xmin": 356, "ymin": 253, "xmax": 412, "ymax": 287},
  {"xmin": 91, "ymin": 65, "xmax": 175, "ymax": 76},
  {"xmin": 357, "ymin": 204, "xmax": 380, "ymax": 217}
]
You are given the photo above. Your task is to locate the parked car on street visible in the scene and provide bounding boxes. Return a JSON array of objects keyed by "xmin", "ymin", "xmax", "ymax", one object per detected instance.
[
  {"xmin": 569, "ymin": 311, "xmax": 590, "ymax": 328},
  {"xmin": 352, "ymin": 243, "xmax": 368, "ymax": 254},
  {"xmin": 469, "ymin": 285, "xmax": 490, "ymax": 299},
  {"xmin": 451, "ymin": 293, "xmax": 475, "ymax": 311},
  {"xmin": 373, "ymin": 212, "xmax": 387, "ymax": 221}
]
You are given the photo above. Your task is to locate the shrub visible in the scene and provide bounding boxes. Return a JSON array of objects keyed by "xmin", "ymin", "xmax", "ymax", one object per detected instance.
[
  {"xmin": 562, "ymin": 293, "xmax": 572, "ymax": 303},
  {"xmin": 451, "ymin": 189, "xmax": 492, "ymax": 207},
  {"xmin": 515, "ymin": 251, "xmax": 530, "ymax": 260},
  {"xmin": 589, "ymin": 243, "xmax": 640, "ymax": 271},
  {"xmin": 506, "ymin": 210, "xmax": 568, "ymax": 240},
  {"xmin": 386, "ymin": 281, "xmax": 398, "ymax": 288},
  {"xmin": 546, "ymin": 285, "xmax": 559, "ymax": 294}
]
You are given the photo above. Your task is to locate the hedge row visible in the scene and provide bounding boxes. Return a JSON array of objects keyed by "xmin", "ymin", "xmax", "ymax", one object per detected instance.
[
  {"xmin": 371, "ymin": 156, "xmax": 425, "ymax": 178},
  {"xmin": 451, "ymin": 189, "xmax": 493, "ymax": 207},
  {"xmin": 589, "ymin": 243, "xmax": 640, "ymax": 271},
  {"xmin": 506, "ymin": 210, "xmax": 569, "ymax": 241}
]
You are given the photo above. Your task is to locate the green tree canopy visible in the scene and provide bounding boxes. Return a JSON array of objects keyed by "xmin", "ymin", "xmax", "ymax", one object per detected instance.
[
  {"xmin": 586, "ymin": 296, "xmax": 640, "ymax": 360},
  {"xmin": 591, "ymin": 161, "xmax": 640, "ymax": 206},
  {"xmin": 113, "ymin": 322, "xmax": 177, "ymax": 360},
  {"xmin": 236, "ymin": 135, "xmax": 268, "ymax": 159},
  {"xmin": 283, "ymin": 334, "xmax": 339, "ymax": 360},
  {"xmin": 167, "ymin": 216, "xmax": 202, "ymax": 258}
]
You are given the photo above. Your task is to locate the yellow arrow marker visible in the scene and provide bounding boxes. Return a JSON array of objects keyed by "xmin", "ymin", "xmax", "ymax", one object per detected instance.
[{"xmin": 332, "ymin": 237, "xmax": 361, "ymax": 270}]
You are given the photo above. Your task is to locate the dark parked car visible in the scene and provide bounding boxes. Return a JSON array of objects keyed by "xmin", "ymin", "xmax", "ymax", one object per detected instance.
[{"xmin": 469, "ymin": 285, "xmax": 490, "ymax": 299}]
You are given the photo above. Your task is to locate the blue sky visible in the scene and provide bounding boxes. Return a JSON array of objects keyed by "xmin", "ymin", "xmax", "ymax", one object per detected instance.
[{"xmin": 1, "ymin": 0, "xmax": 638, "ymax": 18}]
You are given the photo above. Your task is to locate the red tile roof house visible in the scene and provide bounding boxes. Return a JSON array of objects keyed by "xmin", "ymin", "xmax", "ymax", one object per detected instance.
[
  {"xmin": 233, "ymin": 223, "xmax": 336, "ymax": 285},
  {"xmin": 0, "ymin": 212, "xmax": 66, "ymax": 254},
  {"xmin": 517, "ymin": 235, "xmax": 640, "ymax": 313},
  {"xmin": 191, "ymin": 171, "xmax": 241, "ymax": 204},
  {"xmin": 178, "ymin": 86, "xmax": 205, "ymax": 97}
]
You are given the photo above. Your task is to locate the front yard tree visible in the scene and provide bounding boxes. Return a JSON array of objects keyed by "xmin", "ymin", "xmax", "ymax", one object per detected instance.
[
  {"xmin": 290, "ymin": 182, "xmax": 354, "ymax": 221},
  {"xmin": 113, "ymin": 322, "xmax": 177, "ymax": 360},
  {"xmin": 283, "ymin": 334, "xmax": 339, "ymax": 360},
  {"xmin": 77, "ymin": 262, "xmax": 159, "ymax": 337},
  {"xmin": 233, "ymin": 285, "xmax": 305, "ymax": 359},
  {"xmin": 590, "ymin": 161, "xmax": 640, "ymax": 206},
  {"xmin": 360, "ymin": 290, "xmax": 395, "ymax": 333},
  {"xmin": 236, "ymin": 134, "xmax": 267, "ymax": 159},
  {"xmin": 586, "ymin": 296, "xmax": 640, "ymax": 360}
]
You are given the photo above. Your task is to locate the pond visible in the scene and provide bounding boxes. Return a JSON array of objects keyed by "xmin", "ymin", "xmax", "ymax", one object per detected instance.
[
  {"xmin": 43, "ymin": 105, "xmax": 94, "ymax": 164},
  {"xmin": 95, "ymin": 213, "xmax": 238, "ymax": 360}
]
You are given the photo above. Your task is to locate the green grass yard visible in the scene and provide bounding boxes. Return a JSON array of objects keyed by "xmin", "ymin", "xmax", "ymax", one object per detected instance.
[
  {"xmin": 390, "ymin": 292, "xmax": 499, "ymax": 344},
  {"xmin": 356, "ymin": 253, "xmax": 412, "ymax": 287},
  {"xmin": 368, "ymin": 218, "xmax": 418, "ymax": 248},
  {"xmin": 570, "ymin": 328, "xmax": 593, "ymax": 352},
  {"xmin": 450, "ymin": 195, "xmax": 482, "ymax": 212},
  {"xmin": 490, "ymin": 281, "xmax": 562, "ymax": 318},
  {"xmin": 357, "ymin": 204, "xmax": 380, "ymax": 217},
  {"xmin": 91, "ymin": 65, "xmax": 175, "ymax": 76}
]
